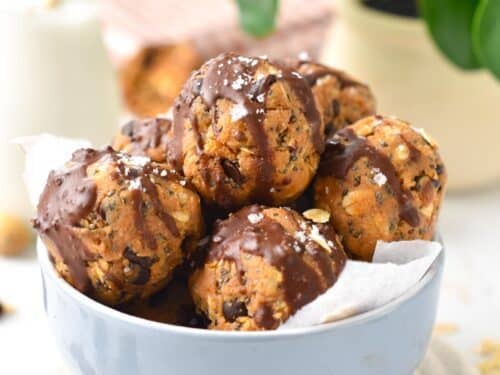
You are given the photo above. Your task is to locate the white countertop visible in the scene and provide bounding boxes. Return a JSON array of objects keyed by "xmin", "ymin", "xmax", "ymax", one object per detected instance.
[{"xmin": 1, "ymin": 187, "xmax": 499, "ymax": 374}]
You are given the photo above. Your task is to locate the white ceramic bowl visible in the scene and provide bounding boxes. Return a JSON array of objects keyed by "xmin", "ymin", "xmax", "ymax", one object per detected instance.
[{"xmin": 38, "ymin": 241, "xmax": 444, "ymax": 375}]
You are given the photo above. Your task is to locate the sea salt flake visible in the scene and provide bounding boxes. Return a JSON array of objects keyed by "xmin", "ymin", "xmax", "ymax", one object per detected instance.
[
  {"xmin": 232, "ymin": 76, "xmax": 246, "ymax": 90},
  {"xmin": 295, "ymin": 231, "xmax": 307, "ymax": 243},
  {"xmin": 238, "ymin": 56, "xmax": 253, "ymax": 64},
  {"xmin": 231, "ymin": 104, "xmax": 248, "ymax": 121},
  {"xmin": 373, "ymin": 172, "xmax": 387, "ymax": 186},
  {"xmin": 298, "ymin": 51, "xmax": 310, "ymax": 61},
  {"xmin": 247, "ymin": 213, "xmax": 264, "ymax": 224},
  {"xmin": 309, "ymin": 225, "xmax": 332, "ymax": 252},
  {"xmin": 256, "ymin": 93, "xmax": 265, "ymax": 103},
  {"xmin": 180, "ymin": 180, "xmax": 187, "ymax": 186},
  {"xmin": 293, "ymin": 242, "xmax": 303, "ymax": 253},
  {"xmin": 127, "ymin": 155, "xmax": 150, "ymax": 167},
  {"xmin": 128, "ymin": 178, "xmax": 142, "ymax": 191},
  {"xmin": 160, "ymin": 170, "xmax": 168, "ymax": 177}
]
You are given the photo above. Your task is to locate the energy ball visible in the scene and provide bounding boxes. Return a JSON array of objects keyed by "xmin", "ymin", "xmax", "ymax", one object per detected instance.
[
  {"xmin": 113, "ymin": 117, "xmax": 172, "ymax": 164},
  {"xmin": 34, "ymin": 148, "xmax": 204, "ymax": 305},
  {"xmin": 189, "ymin": 205, "xmax": 346, "ymax": 331},
  {"xmin": 169, "ymin": 53, "xmax": 323, "ymax": 209},
  {"xmin": 120, "ymin": 42, "xmax": 201, "ymax": 117},
  {"xmin": 289, "ymin": 59, "xmax": 376, "ymax": 137},
  {"xmin": 314, "ymin": 115, "xmax": 446, "ymax": 261}
]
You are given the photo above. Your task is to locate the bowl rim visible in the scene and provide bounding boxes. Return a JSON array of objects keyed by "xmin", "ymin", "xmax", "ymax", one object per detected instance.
[{"xmin": 37, "ymin": 238, "xmax": 444, "ymax": 341}]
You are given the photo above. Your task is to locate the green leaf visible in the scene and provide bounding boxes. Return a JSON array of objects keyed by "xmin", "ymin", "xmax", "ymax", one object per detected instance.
[
  {"xmin": 419, "ymin": 0, "xmax": 481, "ymax": 69},
  {"xmin": 472, "ymin": 0, "xmax": 500, "ymax": 79},
  {"xmin": 236, "ymin": 0, "xmax": 279, "ymax": 38}
]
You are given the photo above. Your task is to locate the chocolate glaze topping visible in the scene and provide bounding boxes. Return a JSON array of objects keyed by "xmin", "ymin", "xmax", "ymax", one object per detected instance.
[
  {"xmin": 292, "ymin": 59, "xmax": 365, "ymax": 90},
  {"xmin": 170, "ymin": 53, "xmax": 322, "ymax": 206},
  {"xmin": 120, "ymin": 118, "xmax": 172, "ymax": 158},
  {"xmin": 319, "ymin": 128, "xmax": 420, "ymax": 227},
  {"xmin": 207, "ymin": 205, "xmax": 346, "ymax": 327},
  {"xmin": 34, "ymin": 149, "xmax": 105, "ymax": 292},
  {"xmin": 34, "ymin": 147, "xmax": 181, "ymax": 293}
]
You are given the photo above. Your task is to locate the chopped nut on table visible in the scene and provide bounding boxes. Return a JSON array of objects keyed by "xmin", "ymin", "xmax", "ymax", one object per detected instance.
[
  {"xmin": 478, "ymin": 340, "xmax": 500, "ymax": 375},
  {"xmin": 433, "ymin": 322, "xmax": 459, "ymax": 335}
]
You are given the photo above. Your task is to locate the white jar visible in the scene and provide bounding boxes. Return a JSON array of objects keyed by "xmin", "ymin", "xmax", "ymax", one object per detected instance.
[
  {"xmin": 0, "ymin": 1, "xmax": 122, "ymax": 219},
  {"xmin": 321, "ymin": 0, "xmax": 500, "ymax": 190}
]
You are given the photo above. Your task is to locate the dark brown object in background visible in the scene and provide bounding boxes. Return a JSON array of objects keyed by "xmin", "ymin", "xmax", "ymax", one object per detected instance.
[
  {"xmin": 362, "ymin": 0, "xmax": 418, "ymax": 17},
  {"xmin": 118, "ymin": 277, "xmax": 208, "ymax": 328},
  {"xmin": 120, "ymin": 42, "xmax": 201, "ymax": 117}
]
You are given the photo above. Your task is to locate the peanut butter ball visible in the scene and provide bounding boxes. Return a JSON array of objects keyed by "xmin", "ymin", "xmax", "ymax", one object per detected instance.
[
  {"xmin": 168, "ymin": 53, "xmax": 323, "ymax": 209},
  {"xmin": 113, "ymin": 117, "xmax": 172, "ymax": 164},
  {"xmin": 34, "ymin": 148, "xmax": 203, "ymax": 305},
  {"xmin": 290, "ymin": 59, "xmax": 376, "ymax": 137},
  {"xmin": 189, "ymin": 205, "xmax": 346, "ymax": 331},
  {"xmin": 120, "ymin": 42, "xmax": 201, "ymax": 117},
  {"xmin": 314, "ymin": 116, "xmax": 446, "ymax": 261}
]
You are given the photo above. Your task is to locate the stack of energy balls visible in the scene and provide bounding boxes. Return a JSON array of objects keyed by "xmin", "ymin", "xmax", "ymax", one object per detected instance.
[{"xmin": 34, "ymin": 53, "xmax": 446, "ymax": 331}]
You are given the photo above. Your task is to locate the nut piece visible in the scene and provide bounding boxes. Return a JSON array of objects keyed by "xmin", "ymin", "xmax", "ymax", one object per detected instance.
[
  {"xmin": 302, "ymin": 208, "xmax": 331, "ymax": 223},
  {"xmin": 0, "ymin": 212, "xmax": 31, "ymax": 256},
  {"xmin": 478, "ymin": 339, "xmax": 500, "ymax": 375},
  {"xmin": 412, "ymin": 127, "xmax": 437, "ymax": 147},
  {"xmin": 0, "ymin": 301, "xmax": 14, "ymax": 318}
]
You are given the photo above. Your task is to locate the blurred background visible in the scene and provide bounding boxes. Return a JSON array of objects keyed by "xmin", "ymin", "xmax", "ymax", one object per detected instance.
[{"xmin": 0, "ymin": 0, "xmax": 499, "ymax": 374}]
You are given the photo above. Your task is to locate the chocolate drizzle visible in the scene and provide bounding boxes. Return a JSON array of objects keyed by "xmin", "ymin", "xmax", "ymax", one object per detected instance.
[
  {"xmin": 319, "ymin": 128, "xmax": 420, "ymax": 227},
  {"xmin": 34, "ymin": 147, "xmax": 181, "ymax": 294},
  {"xmin": 207, "ymin": 205, "xmax": 346, "ymax": 326},
  {"xmin": 119, "ymin": 118, "xmax": 172, "ymax": 159},
  {"xmin": 292, "ymin": 59, "xmax": 365, "ymax": 90},
  {"xmin": 170, "ymin": 53, "xmax": 322, "ymax": 206},
  {"xmin": 34, "ymin": 149, "xmax": 106, "ymax": 292}
]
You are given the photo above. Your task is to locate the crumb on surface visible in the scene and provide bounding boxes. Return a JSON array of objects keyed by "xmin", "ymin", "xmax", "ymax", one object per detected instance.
[
  {"xmin": 433, "ymin": 322, "xmax": 459, "ymax": 335},
  {"xmin": 478, "ymin": 339, "xmax": 500, "ymax": 375}
]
